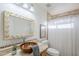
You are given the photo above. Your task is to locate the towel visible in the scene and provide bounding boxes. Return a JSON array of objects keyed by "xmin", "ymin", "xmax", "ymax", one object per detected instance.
[{"xmin": 32, "ymin": 45, "xmax": 40, "ymax": 56}]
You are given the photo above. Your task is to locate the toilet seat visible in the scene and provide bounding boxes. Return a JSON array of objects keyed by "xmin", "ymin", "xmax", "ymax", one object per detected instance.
[{"xmin": 47, "ymin": 48, "xmax": 59, "ymax": 56}]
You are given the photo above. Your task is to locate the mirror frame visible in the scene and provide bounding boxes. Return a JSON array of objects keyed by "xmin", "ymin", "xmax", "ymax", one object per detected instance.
[{"xmin": 3, "ymin": 11, "xmax": 35, "ymax": 40}]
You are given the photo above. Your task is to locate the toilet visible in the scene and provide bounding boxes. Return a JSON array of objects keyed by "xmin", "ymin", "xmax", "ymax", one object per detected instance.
[{"xmin": 47, "ymin": 48, "xmax": 59, "ymax": 56}]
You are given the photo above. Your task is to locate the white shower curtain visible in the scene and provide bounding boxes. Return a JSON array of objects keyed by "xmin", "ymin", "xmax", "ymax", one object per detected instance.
[{"xmin": 48, "ymin": 15, "xmax": 79, "ymax": 56}]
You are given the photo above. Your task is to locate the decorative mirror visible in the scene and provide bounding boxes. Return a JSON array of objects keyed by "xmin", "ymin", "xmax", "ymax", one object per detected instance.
[
  {"xmin": 40, "ymin": 24, "xmax": 47, "ymax": 39},
  {"xmin": 3, "ymin": 11, "xmax": 35, "ymax": 40}
]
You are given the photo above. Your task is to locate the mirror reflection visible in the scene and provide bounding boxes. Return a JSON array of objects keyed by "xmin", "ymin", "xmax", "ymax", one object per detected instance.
[{"xmin": 3, "ymin": 11, "xmax": 34, "ymax": 39}]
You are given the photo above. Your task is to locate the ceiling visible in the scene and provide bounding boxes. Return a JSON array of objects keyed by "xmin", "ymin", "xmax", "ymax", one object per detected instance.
[
  {"xmin": 15, "ymin": 3, "xmax": 34, "ymax": 13},
  {"xmin": 47, "ymin": 3, "xmax": 79, "ymax": 16},
  {"xmin": 15, "ymin": 3, "xmax": 79, "ymax": 17}
]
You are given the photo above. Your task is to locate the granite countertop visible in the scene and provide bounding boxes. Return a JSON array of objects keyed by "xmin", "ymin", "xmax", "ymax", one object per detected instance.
[
  {"xmin": 5, "ymin": 45, "xmax": 48, "ymax": 56},
  {"xmin": 5, "ymin": 49, "xmax": 33, "ymax": 56}
]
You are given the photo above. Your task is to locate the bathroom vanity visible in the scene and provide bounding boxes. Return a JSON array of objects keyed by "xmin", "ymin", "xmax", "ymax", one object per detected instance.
[
  {"xmin": 3, "ymin": 39, "xmax": 48, "ymax": 56},
  {"xmin": 0, "ymin": 11, "xmax": 48, "ymax": 56}
]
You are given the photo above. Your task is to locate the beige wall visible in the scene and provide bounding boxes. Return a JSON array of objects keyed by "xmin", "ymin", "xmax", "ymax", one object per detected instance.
[
  {"xmin": 48, "ymin": 3, "xmax": 79, "ymax": 15},
  {"xmin": 33, "ymin": 4, "xmax": 47, "ymax": 39}
]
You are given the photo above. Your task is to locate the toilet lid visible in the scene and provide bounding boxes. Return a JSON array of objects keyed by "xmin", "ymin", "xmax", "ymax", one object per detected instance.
[{"xmin": 47, "ymin": 48, "xmax": 59, "ymax": 55}]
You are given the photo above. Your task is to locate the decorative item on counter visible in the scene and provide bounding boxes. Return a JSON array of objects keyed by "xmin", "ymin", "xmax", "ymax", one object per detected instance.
[
  {"xmin": 20, "ymin": 42, "xmax": 37, "ymax": 54},
  {"xmin": 32, "ymin": 45, "xmax": 40, "ymax": 56},
  {"xmin": 12, "ymin": 44, "xmax": 17, "ymax": 55}
]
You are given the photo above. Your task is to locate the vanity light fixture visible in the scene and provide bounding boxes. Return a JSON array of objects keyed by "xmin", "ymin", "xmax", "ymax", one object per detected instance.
[
  {"xmin": 15, "ymin": 3, "xmax": 34, "ymax": 13},
  {"xmin": 23, "ymin": 4, "xmax": 29, "ymax": 9},
  {"xmin": 30, "ymin": 6, "xmax": 34, "ymax": 12},
  {"xmin": 22, "ymin": 4, "xmax": 34, "ymax": 12}
]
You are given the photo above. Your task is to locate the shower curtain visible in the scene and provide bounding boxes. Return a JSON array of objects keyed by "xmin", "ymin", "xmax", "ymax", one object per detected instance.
[{"xmin": 48, "ymin": 15, "xmax": 79, "ymax": 56}]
